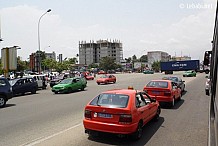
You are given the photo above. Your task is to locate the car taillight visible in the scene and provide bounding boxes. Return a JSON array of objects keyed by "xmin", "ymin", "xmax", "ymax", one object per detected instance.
[
  {"xmin": 84, "ymin": 110, "xmax": 92, "ymax": 119},
  {"xmin": 119, "ymin": 114, "xmax": 132, "ymax": 124},
  {"xmin": 164, "ymin": 91, "xmax": 171, "ymax": 96}
]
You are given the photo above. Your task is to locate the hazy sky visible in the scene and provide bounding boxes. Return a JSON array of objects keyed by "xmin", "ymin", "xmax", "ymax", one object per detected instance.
[{"xmin": 0, "ymin": 0, "xmax": 216, "ymax": 61}]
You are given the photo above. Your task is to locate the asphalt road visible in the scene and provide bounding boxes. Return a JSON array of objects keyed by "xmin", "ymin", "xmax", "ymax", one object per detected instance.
[{"xmin": 0, "ymin": 72, "xmax": 209, "ymax": 146}]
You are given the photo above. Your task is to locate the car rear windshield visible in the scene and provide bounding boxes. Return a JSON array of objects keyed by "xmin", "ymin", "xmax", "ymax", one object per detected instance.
[
  {"xmin": 90, "ymin": 93, "xmax": 129, "ymax": 108},
  {"xmin": 162, "ymin": 77, "xmax": 178, "ymax": 82},
  {"xmin": 146, "ymin": 81, "xmax": 168, "ymax": 88}
]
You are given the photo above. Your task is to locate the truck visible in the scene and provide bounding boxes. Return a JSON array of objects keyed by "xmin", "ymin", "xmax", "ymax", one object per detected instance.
[{"xmin": 160, "ymin": 60, "xmax": 200, "ymax": 74}]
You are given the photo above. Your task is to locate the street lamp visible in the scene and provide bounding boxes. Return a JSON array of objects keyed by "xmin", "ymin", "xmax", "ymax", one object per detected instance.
[{"xmin": 37, "ymin": 9, "xmax": 51, "ymax": 73}]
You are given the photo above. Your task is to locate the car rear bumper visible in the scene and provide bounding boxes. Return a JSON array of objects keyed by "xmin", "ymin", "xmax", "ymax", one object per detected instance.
[
  {"xmin": 150, "ymin": 96, "xmax": 173, "ymax": 102},
  {"xmin": 83, "ymin": 119, "xmax": 138, "ymax": 134}
]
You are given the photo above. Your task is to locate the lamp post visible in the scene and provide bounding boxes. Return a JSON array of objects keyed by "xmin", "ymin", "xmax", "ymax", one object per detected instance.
[{"xmin": 37, "ymin": 9, "xmax": 51, "ymax": 74}]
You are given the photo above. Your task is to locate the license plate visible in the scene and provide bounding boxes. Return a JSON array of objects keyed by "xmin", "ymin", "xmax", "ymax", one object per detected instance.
[
  {"xmin": 98, "ymin": 113, "xmax": 113, "ymax": 118},
  {"xmin": 152, "ymin": 91, "xmax": 160, "ymax": 95}
]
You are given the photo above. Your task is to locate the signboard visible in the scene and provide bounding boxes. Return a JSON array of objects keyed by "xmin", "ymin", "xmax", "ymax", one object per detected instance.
[{"xmin": 1, "ymin": 47, "xmax": 18, "ymax": 70}]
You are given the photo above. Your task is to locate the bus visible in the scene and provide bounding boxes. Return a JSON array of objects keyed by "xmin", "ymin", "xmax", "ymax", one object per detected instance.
[{"xmin": 204, "ymin": 1, "xmax": 218, "ymax": 145}]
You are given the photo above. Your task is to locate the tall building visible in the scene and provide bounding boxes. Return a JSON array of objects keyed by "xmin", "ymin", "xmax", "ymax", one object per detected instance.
[
  {"xmin": 45, "ymin": 51, "xmax": 56, "ymax": 61},
  {"xmin": 147, "ymin": 51, "xmax": 170, "ymax": 65},
  {"xmin": 79, "ymin": 39, "xmax": 123, "ymax": 65}
]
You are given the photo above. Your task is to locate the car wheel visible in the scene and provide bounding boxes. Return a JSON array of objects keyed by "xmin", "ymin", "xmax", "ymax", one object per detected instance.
[
  {"xmin": 178, "ymin": 93, "xmax": 182, "ymax": 101},
  {"xmin": 81, "ymin": 86, "xmax": 85, "ymax": 91},
  {"xmin": 153, "ymin": 107, "xmax": 161, "ymax": 121},
  {"xmin": 170, "ymin": 97, "xmax": 175, "ymax": 108},
  {"xmin": 0, "ymin": 96, "xmax": 6, "ymax": 108},
  {"xmin": 113, "ymin": 80, "xmax": 116, "ymax": 83},
  {"xmin": 206, "ymin": 90, "xmax": 210, "ymax": 96},
  {"xmin": 132, "ymin": 121, "xmax": 143, "ymax": 140},
  {"xmin": 54, "ymin": 91, "xmax": 58, "ymax": 94},
  {"xmin": 31, "ymin": 88, "xmax": 36, "ymax": 94},
  {"xmin": 97, "ymin": 83, "xmax": 100, "ymax": 85}
]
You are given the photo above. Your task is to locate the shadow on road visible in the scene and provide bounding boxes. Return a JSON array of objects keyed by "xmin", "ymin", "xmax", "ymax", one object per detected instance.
[
  {"xmin": 87, "ymin": 117, "xmax": 164, "ymax": 146},
  {"xmin": 1, "ymin": 104, "xmax": 16, "ymax": 109},
  {"xmin": 160, "ymin": 99, "xmax": 185, "ymax": 110}
]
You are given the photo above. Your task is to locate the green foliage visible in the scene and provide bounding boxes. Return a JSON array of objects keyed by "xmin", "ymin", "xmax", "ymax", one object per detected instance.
[
  {"xmin": 140, "ymin": 55, "xmax": 147, "ymax": 62},
  {"xmin": 99, "ymin": 56, "xmax": 117, "ymax": 71},
  {"xmin": 88, "ymin": 63, "xmax": 99, "ymax": 69},
  {"xmin": 152, "ymin": 61, "xmax": 160, "ymax": 72}
]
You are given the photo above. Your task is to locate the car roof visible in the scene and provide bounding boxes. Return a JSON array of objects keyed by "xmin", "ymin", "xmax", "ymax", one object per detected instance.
[
  {"xmin": 102, "ymin": 89, "xmax": 141, "ymax": 95},
  {"xmin": 150, "ymin": 79, "xmax": 172, "ymax": 82}
]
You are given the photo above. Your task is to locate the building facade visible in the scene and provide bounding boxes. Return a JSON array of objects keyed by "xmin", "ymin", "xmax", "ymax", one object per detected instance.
[
  {"xmin": 147, "ymin": 51, "xmax": 170, "ymax": 65},
  {"xmin": 79, "ymin": 40, "xmax": 123, "ymax": 65}
]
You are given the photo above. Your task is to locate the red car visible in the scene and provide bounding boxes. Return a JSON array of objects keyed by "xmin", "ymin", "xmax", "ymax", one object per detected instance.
[
  {"xmin": 85, "ymin": 75, "xmax": 94, "ymax": 80},
  {"xmin": 98, "ymin": 70, "xmax": 106, "ymax": 75},
  {"xmin": 96, "ymin": 74, "xmax": 116, "ymax": 85},
  {"xmin": 143, "ymin": 80, "xmax": 182, "ymax": 107},
  {"xmin": 83, "ymin": 89, "xmax": 161, "ymax": 140}
]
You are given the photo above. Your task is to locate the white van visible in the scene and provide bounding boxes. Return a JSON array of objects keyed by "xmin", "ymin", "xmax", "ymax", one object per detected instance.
[{"xmin": 29, "ymin": 75, "xmax": 47, "ymax": 89}]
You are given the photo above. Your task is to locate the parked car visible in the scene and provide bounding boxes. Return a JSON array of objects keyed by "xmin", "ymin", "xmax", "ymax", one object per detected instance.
[
  {"xmin": 143, "ymin": 80, "xmax": 182, "ymax": 107},
  {"xmin": 29, "ymin": 74, "xmax": 47, "ymax": 89},
  {"xmin": 9, "ymin": 77, "xmax": 38, "ymax": 95},
  {"xmin": 85, "ymin": 75, "xmax": 94, "ymax": 80},
  {"xmin": 51, "ymin": 77, "xmax": 87, "ymax": 94},
  {"xmin": 98, "ymin": 70, "xmax": 106, "ymax": 75},
  {"xmin": 183, "ymin": 70, "xmax": 196, "ymax": 77},
  {"xmin": 162, "ymin": 76, "xmax": 185, "ymax": 92},
  {"xmin": 50, "ymin": 74, "xmax": 71, "ymax": 88},
  {"xmin": 96, "ymin": 74, "xmax": 116, "ymax": 85},
  {"xmin": 83, "ymin": 89, "xmax": 160, "ymax": 140},
  {"xmin": 0, "ymin": 77, "xmax": 13, "ymax": 108},
  {"xmin": 143, "ymin": 70, "xmax": 154, "ymax": 74}
]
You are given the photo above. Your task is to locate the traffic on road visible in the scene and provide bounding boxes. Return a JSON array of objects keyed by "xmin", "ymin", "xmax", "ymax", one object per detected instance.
[{"xmin": 0, "ymin": 71, "xmax": 208, "ymax": 146}]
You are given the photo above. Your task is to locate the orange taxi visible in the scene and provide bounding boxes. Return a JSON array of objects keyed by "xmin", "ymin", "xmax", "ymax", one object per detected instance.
[
  {"xmin": 96, "ymin": 74, "xmax": 116, "ymax": 85},
  {"xmin": 83, "ymin": 89, "xmax": 161, "ymax": 140},
  {"xmin": 143, "ymin": 80, "xmax": 182, "ymax": 107}
]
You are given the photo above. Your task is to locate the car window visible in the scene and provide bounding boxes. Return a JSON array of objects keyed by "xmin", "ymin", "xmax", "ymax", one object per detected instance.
[
  {"xmin": 146, "ymin": 81, "xmax": 168, "ymax": 88},
  {"xmin": 90, "ymin": 93, "xmax": 129, "ymax": 108}
]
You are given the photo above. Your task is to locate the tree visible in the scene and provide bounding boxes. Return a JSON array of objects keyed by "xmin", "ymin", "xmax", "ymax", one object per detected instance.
[
  {"xmin": 140, "ymin": 55, "xmax": 147, "ymax": 62},
  {"xmin": 125, "ymin": 57, "xmax": 132, "ymax": 63},
  {"xmin": 17, "ymin": 56, "xmax": 28, "ymax": 71},
  {"xmin": 152, "ymin": 61, "xmax": 160, "ymax": 72},
  {"xmin": 99, "ymin": 57, "xmax": 117, "ymax": 71}
]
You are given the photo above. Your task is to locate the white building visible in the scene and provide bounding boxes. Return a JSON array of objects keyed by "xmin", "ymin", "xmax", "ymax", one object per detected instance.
[{"xmin": 147, "ymin": 51, "xmax": 170, "ymax": 65}]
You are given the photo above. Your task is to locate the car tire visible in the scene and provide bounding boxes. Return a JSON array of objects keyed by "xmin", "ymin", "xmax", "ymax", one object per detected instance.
[
  {"xmin": 81, "ymin": 86, "xmax": 85, "ymax": 91},
  {"xmin": 178, "ymin": 93, "xmax": 182, "ymax": 101},
  {"xmin": 153, "ymin": 107, "xmax": 161, "ymax": 121},
  {"xmin": 132, "ymin": 121, "xmax": 143, "ymax": 140},
  {"xmin": 31, "ymin": 88, "xmax": 36, "ymax": 94},
  {"xmin": 170, "ymin": 97, "xmax": 175, "ymax": 108},
  {"xmin": 97, "ymin": 83, "xmax": 100, "ymax": 85},
  {"xmin": 113, "ymin": 80, "xmax": 116, "ymax": 83},
  {"xmin": 0, "ymin": 96, "xmax": 6, "ymax": 108}
]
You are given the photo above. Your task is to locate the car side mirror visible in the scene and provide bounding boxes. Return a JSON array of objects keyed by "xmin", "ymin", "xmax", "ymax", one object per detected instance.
[{"xmin": 150, "ymin": 98, "xmax": 156, "ymax": 102}]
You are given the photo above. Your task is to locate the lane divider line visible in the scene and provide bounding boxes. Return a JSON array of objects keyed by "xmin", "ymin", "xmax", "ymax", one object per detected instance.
[{"xmin": 21, "ymin": 123, "xmax": 82, "ymax": 146}]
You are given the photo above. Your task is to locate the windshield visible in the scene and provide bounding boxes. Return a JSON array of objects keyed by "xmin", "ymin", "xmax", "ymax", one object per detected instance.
[
  {"xmin": 100, "ymin": 75, "xmax": 108, "ymax": 78},
  {"xmin": 59, "ymin": 78, "xmax": 73, "ymax": 84},
  {"xmin": 146, "ymin": 81, "xmax": 168, "ymax": 88},
  {"xmin": 90, "ymin": 93, "xmax": 129, "ymax": 108}
]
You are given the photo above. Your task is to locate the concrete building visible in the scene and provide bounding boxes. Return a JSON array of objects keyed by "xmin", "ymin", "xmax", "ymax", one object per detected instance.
[
  {"xmin": 45, "ymin": 51, "xmax": 56, "ymax": 61},
  {"xmin": 171, "ymin": 56, "xmax": 191, "ymax": 61},
  {"xmin": 147, "ymin": 51, "xmax": 170, "ymax": 65},
  {"xmin": 79, "ymin": 39, "xmax": 123, "ymax": 65}
]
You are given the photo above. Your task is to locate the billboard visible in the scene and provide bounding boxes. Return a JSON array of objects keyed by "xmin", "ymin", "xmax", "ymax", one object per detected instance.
[{"xmin": 1, "ymin": 47, "xmax": 18, "ymax": 70}]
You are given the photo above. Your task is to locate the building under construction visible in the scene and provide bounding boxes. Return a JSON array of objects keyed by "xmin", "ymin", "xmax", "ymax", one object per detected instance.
[{"xmin": 79, "ymin": 39, "xmax": 123, "ymax": 65}]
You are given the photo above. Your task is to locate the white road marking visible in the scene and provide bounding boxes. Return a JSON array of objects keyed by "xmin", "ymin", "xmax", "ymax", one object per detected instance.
[{"xmin": 21, "ymin": 123, "xmax": 82, "ymax": 146}]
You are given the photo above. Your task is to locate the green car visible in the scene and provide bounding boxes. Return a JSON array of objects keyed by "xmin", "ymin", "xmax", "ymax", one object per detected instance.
[
  {"xmin": 183, "ymin": 70, "xmax": 196, "ymax": 77},
  {"xmin": 52, "ymin": 77, "xmax": 87, "ymax": 94},
  {"xmin": 143, "ymin": 70, "xmax": 154, "ymax": 74}
]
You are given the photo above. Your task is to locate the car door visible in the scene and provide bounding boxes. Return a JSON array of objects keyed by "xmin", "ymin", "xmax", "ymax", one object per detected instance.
[
  {"xmin": 71, "ymin": 78, "xmax": 80, "ymax": 90},
  {"xmin": 171, "ymin": 82, "xmax": 180, "ymax": 99},
  {"xmin": 141, "ymin": 92, "xmax": 157, "ymax": 119},
  {"xmin": 135, "ymin": 93, "xmax": 150, "ymax": 125},
  {"xmin": 13, "ymin": 79, "xmax": 25, "ymax": 94}
]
